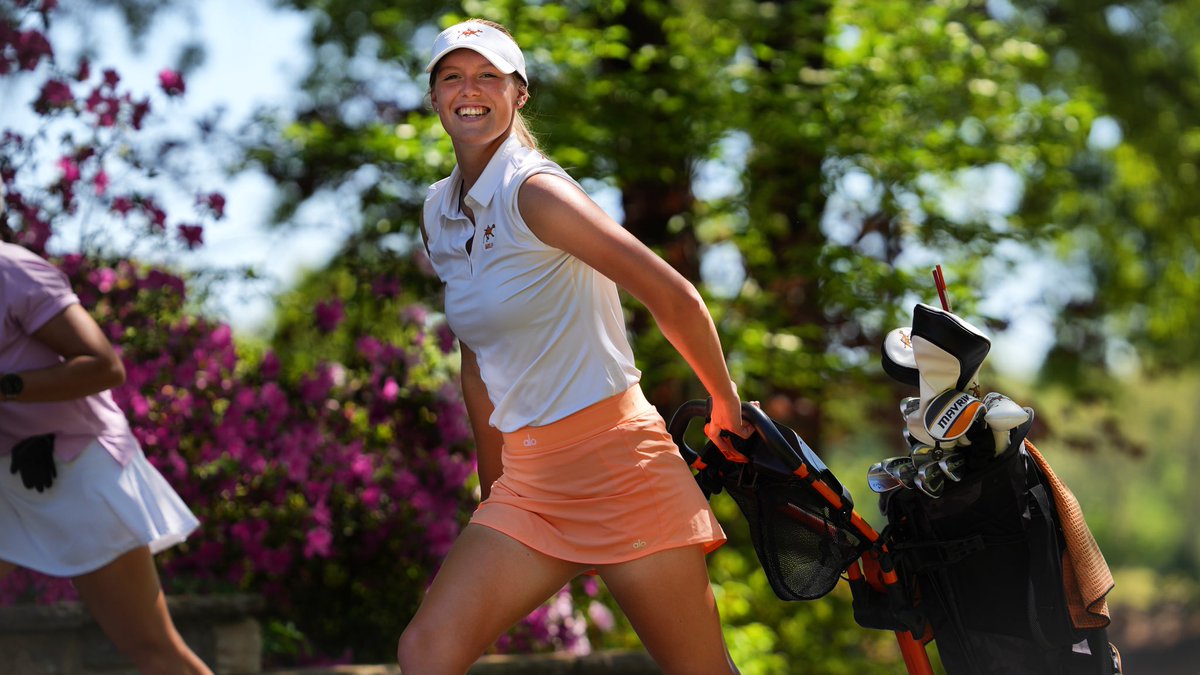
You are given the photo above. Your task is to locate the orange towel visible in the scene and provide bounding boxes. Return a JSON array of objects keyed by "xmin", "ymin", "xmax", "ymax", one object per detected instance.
[{"xmin": 1025, "ymin": 441, "xmax": 1114, "ymax": 629}]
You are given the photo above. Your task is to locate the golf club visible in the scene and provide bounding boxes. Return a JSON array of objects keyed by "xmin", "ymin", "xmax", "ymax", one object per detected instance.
[{"xmin": 915, "ymin": 460, "xmax": 946, "ymax": 498}]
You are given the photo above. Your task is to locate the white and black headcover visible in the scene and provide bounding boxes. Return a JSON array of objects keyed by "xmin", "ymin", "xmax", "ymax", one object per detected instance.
[
  {"xmin": 898, "ymin": 304, "xmax": 992, "ymax": 446},
  {"xmin": 909, "ymin": 303, "xmax": 991, "ymax": 401}
]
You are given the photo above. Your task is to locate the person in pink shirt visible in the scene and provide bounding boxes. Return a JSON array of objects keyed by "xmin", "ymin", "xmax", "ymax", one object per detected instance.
[{"xmin": 0, "ymin": 194, "xmax": 211, "ymax": 674}]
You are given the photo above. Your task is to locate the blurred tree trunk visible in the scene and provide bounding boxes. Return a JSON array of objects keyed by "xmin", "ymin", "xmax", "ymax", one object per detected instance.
[{"xmin": 741, "ymin": 0, "xmax": 833, "ymax": 442}]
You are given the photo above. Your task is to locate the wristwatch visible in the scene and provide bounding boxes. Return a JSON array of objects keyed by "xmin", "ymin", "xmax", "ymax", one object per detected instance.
[{"xmin": 0, "ymin": 373, "xmax": 23, "ymax": 401}]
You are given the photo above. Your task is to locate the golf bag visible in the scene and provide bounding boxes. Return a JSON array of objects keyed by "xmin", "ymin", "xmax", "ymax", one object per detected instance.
[
  {"xmin": 881, "ymin": 437, "xmax": 1119, "ymax": 674},
  {"xmin": 869, "ymin": 301, "xmax": 1121, "ymax": 674}
]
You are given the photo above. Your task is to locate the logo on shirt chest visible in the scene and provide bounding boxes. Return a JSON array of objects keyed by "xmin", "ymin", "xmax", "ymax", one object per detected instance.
[{"xmin": 483, "ymin": 223, "xmax": 496, "ymax": 250}]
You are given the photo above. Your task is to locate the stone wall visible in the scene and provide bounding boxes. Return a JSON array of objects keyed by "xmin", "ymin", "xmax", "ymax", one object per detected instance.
[
  {"xmin": 0, "ymin": 594, "xmax": 263, "ymax": 675},
  {"xmin": 0, "ymin": 595, "xmax": 659, "ymax": 675},
  {"xmin": 265, "ymin": 650, "xmax": 660, "ymax": 675}
]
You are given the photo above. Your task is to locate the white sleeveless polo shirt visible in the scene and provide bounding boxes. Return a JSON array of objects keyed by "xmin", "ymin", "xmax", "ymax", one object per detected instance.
[{"xmin": 423, "ymin": 135, "xmax": 641, "ymax": 432}]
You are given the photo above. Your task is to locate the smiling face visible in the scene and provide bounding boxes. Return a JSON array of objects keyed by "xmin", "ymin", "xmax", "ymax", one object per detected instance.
[{"xmin": 430, "ymin": 49, "xmax": 527, "ymax": 154}]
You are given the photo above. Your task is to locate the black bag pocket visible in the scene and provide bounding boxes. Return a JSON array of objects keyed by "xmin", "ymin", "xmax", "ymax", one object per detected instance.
[{"xmin": 886, "ymin": 444, "xmax": 1115, "ymax": 674}]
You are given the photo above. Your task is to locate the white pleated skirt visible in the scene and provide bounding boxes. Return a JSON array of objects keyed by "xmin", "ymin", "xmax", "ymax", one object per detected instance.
[{"xmin": 0, "ymin": 439, "xmax": 200, "ymax": 577}]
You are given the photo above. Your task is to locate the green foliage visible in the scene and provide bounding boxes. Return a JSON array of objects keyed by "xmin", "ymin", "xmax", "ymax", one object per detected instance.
[
  {"xmin": 236, "ymin": 0, "xmax": 1200, "ymax": 665},
  {"xmin": 1018, "ymin": 371, "xmax": 1200, "ymax": 579}
]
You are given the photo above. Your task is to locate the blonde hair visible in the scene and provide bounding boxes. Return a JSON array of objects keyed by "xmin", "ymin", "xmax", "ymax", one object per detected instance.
[{"xmin": 429, "ymin": 18, "xmax": 540, "ymax": 152}]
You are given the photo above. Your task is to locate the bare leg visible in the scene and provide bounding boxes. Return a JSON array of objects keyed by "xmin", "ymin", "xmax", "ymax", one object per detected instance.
[
  {"xmin": 397, "ymin": 524, "xmax": 587, "ymax": 674},
  {"xmin": 72, "ymin": 546, "xmax": 212, "ymax": 675},
  {"xmin": 596, "ymin": 545, "xmax": 737, "ymax": 675}
]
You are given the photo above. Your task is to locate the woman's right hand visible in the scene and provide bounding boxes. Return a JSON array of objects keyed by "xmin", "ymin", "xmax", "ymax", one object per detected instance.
[{"xmin": 704, "ymin": 388, "xmax": 753, "ymax": 463}]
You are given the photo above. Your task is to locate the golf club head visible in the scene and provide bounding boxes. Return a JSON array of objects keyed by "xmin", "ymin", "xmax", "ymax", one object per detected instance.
[
  {"xmin": 915, "ymin": 461, "xmax": 946, "ymax": 498},
  {"xmin": 867, "ymin": 460, "xmax": 905, "ymax": 493},
  {"xmin": 882, "ymin": 326, "xmax": 919, "ymax": 387},
  {"xmin": 908, "ymin": 443, "xmax": 943, "ymax": 469},
  {"xmin": 938, "ymin": 451, "xmax": 967, "ymax": 481},
  {"xmin": 924, "ymin": 388, "xmax": 984, "ymax": 442},
  {"xmin": 983, "ymin": 391, "xmax": 1030, "ymax": 431},
  {"xmin": 882, "ymin": 456, "xmax": 917, "ymax": 488},
  {"xmin": 899, "ymin": 396, "xmax": 921, "ymax": 420}
]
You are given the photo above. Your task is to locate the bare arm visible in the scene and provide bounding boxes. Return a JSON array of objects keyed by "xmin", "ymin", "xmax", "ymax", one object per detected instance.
[
  {"xmin": 460, "ymin": 342, "xmax": 504, "ymax": 501},
  {"xmin": 518, "ymin": 173, "xmax": 751, "ymax": 455},
  {"xmin": 5, "ymin": 304, "xmax": 126, "ymax": 402}
]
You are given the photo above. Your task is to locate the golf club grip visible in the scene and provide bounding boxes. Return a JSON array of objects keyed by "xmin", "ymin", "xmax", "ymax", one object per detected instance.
[{"xmin": 666, "ymin": 399, "xmax": 710, "ymax": 467}]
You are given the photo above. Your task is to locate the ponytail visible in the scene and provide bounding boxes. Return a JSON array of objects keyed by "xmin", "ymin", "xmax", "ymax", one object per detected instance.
[{"xmin": 510, "ymin": 94, "xmax": 540, "ymax": 152}]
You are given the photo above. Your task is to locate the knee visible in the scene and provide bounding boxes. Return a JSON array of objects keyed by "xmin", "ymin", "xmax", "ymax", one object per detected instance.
[
  {"xmin": 396, "ymin": 621, "xmax": 438, "ymax": 671},
  {"xmin": 397, "ymin": 620, "xmax": 469, "ymax": 674}
]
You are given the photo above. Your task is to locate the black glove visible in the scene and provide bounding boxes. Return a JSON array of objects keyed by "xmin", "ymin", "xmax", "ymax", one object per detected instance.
[{"xmin": 10, "ymin": 434, "xmax": 56, "ymax": 492}]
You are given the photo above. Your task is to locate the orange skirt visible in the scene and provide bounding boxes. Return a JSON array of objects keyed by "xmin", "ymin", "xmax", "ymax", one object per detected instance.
[{"xmin": 470, "ymin": 386, "xmax": 726, "ymax": 565}]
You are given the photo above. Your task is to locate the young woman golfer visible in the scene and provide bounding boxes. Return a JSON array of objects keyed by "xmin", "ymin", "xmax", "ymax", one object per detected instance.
[
  {"xmin": 0, "ymin": 196, "xmax": 211, "ymax": 674},
  {"xmin": 396, "ymin": 19, "xmax": 748, "ymax": 674}
]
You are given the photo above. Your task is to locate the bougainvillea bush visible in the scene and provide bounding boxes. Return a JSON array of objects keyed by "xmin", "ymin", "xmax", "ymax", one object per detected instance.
[{"xmin": 0, "ymin": 1, "xmax": 606, "ymax": 664}]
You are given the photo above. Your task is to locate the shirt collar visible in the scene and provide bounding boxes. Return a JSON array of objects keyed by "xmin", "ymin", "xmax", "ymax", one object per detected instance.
[{"xmin": 464, "ymin": 134, "xmax": 523, "ymax": 209}]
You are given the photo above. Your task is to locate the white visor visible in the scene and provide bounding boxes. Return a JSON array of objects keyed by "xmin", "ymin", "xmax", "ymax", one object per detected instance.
[{"xmin": 425, "ymin": 21, "xmax": 528, "ymax": 84}]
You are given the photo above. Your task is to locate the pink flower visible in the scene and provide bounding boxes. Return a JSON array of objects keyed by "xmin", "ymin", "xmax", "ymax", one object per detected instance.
[
  {"xmin": 141, "ymin": 198, "xmax": 167, "ymax": 229},
  {"xmin": 208, "ymin": 324, "xmax": 233, "ymax": 349},
  {"xmin": 587, "ymin": 601, "xmax": 615, "ymax": 632},
  {"xmin": 178, "ymin": 223, "xmax": 204, "ymax": 249},
  {"xmin": 380, "ymin": 377, "xmax": 400, "ymax": 402},
  {"xmin": 201, "ymin": 191, "xmax": 226, "ymax": 219},
  {"xmin": 34, "ymin": 80, "xmax": 73, "ymax": 112},
  {"xmin": 423, "ymin": 519, "xmax": 458, "ymax": 558},
  {"xmin": 16, "ymin": 30, "xmax": 53, "ymax": 71},
  {"xmin": 356, "ymin": 336, "xmax": 383, "ymax": 361},
  {"xmin": 360, "ymin": 486, "xmax": 382, "ymax": 509},
  {"xmin": 436, "ymin": 322, "xmax": 456, "ymax": 354},
  {"xmin": 581, "ymin": 576, "xmax": 600, "ymax": 597},
  {"xmin": 158, "ymin": 68, "xmax": 185, "ymax": 96},
  {"xmin": 350, "ymin": 454, "xmax": 374, "ymax": 481},
  {"xmin": 260, "ymin": 351, "xmax": 281, "ymax": 379},
  {"xmin": 57, "ymin": 156, "xmax": 80, "ymax": 182},
  {"xmin": 401, "ymin": 305, "xmax": 428, "ymax": 325},
  {"xmin": 92, "ymin": 267, "xmax": 117, "ymax": 292},
  {"xmin": 372, "ymin": 276, "xmax": 401, "ymax": 298},
  {"xmin": 102, "ymin": 68, "xmax": 120, "ymax": 87},
  {"xmin": 93, "ymin": 170, "xmax": 108, "ymax": 196},
  {"xmin": 314, "ymin": 300, "xmax": 345, "ymax": 333},
  {"xmin": 112, "ymin": 196, "xmax": 134, "ymax": 215},
  {"xmin": 311, "ymin": 499, "xmax": 332, "ymax": 526},
  {"xmin": 130, "ymin": 98, "xmax": 151, "ymax": 129},
  {"xmin": 304, "ymin": 527, "xmax": 333, "ymax": 559}
]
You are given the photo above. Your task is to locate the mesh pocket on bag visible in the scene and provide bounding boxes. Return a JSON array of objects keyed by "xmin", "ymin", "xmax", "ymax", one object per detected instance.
[{"xmin": 723, "ymin": 466, "xmax": 868, "ymax": 601}]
